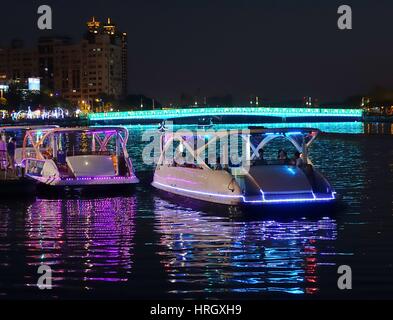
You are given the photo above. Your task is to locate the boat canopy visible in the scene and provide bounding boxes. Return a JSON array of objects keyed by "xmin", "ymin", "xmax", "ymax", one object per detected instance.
[
  {"xmin": 158, "ymin": 128, "xmax": 320, "ymax": 169},
  {"xmin": 22, "ymin": 126, "xmax": 130, "ymax": 161}
]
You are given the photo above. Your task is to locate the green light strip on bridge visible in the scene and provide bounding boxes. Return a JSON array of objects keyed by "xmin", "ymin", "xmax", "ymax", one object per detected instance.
[{"xmin": 89, "ymin": 107, "xmax": 363, "ymax": 121}]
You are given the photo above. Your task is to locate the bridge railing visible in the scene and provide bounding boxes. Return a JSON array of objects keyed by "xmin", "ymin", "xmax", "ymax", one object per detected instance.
[{"xmin": 89, "ymin": 107, "xmax": 364, "ymax": 121}]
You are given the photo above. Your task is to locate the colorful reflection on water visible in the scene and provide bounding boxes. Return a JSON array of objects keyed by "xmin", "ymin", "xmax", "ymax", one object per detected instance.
[
  {"xmin": 22, "ymin": 197, "xmax": 137, "ymax": 289},
  {"xmin": 1, "ymin": 123, "xmax": 393, "ymax": 299},
  {"xmin": 154, "ymin": 198, "xmax": 337, "ymax": 296}
]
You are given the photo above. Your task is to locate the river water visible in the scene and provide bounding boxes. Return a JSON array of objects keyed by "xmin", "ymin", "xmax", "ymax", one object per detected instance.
[{"xmin": 0, "ymin": 122, "xmax": 392, "ymax": 299}]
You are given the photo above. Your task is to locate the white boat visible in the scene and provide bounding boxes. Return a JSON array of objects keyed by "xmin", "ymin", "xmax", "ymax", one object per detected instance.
[
  {"xmin": 152, "ymin": 128, "xmax": 337, "ymax": 206},
  {"xmin": 22, "ymin": 127, "xmax": 139, "ymax": 187},
  {"xmin": 0, "ymin": 125, "xmax": 58, "ymax": 167}
]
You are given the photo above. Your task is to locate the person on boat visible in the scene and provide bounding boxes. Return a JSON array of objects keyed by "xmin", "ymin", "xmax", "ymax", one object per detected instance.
[
  {"xmin": 0, "ymin": 133, "xmax": 6, "ymax": 170},
  {"xmin": 6, "ymin": 137, "xmax": 16, "ymax": 173},
  {"xmin": 173, "ymin": 148, "xmax": 184, "ymax": 167},
  {"xmin": 214, "ymin": 157, "xmax": 222, "ymax": 170},
  {"xmin": 292, "ymin": 152, "xmax": 306, "ymax": 168},
  {"xmin": 42, "ymin": 147, "xmax": 54, "ymax": 160},
  {"xmin": 278, "ymin": 149, "xmax": 288, "ymax": 164},
  {"xmin": 214, "ymin": 157, "xmax": 225, "ymax": 171}
]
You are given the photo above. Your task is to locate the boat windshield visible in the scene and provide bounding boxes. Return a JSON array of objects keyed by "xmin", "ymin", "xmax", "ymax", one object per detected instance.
[{"xmin": 24, "ymin": 129, "xmax": 127, "ymax": 161}]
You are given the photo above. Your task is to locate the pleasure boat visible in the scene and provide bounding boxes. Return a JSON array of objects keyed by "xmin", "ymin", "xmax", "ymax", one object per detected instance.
[
  {"xmin": 22, "ymin": 127, "xmax": 139, "ymax": 188},
  {"xmin": 152, "ymin": 128, "xmax": 337, "ymax": 206},
  {"xmin": 0, "ymin": 125, "xmax": 58, "ymax": 167}
]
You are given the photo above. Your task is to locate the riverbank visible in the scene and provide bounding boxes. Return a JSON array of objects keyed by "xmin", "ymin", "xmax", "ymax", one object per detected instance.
[{"xmin": 364, "ymin": 115, "xmax": 393, "ymax": 123}]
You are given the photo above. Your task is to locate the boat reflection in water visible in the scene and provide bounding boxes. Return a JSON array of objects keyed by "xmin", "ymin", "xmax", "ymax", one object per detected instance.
[
  {"xmin": 24, "ymin": 197, "xmax": 137, "ymax": 288},
  {"xmin": 154, "ymin": 197, "xmax": 337, "ymax": 297}
]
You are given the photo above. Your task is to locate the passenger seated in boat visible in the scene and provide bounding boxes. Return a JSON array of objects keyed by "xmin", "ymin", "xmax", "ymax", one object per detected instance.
[
  {"xmin": 214, "ymin": 157, "xmax": 223, "ymax": 170},
  {"xmin": 292, "ymin": 152, "xmax": 306, "ymax": 168},
  {"xmin": 254, "ymin": 149, "xmax": 267, "ymax": 166},
  {"xmin": 173, "ymin": 149, "xmax": 185, "ymax": 167},
  {"xmin": 214, "ymin": 157, "xmax": 229, "ymax": 171},
  {"xmin": 42, "ymin": 147, "xmax": 53, "ymax": 160},
  {"xmin": 278, "ymin": 149, "xmax": 289, "ymax": 164}
]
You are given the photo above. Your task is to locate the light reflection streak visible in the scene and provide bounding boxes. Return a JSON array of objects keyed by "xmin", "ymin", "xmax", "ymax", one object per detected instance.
[
  {"xmin": 24, "ymin": 197, "xmax": 137, "ymax": 287},
  {"xmin": 154, "ymin": 197, "xmax": 337, "ymax": 296}
]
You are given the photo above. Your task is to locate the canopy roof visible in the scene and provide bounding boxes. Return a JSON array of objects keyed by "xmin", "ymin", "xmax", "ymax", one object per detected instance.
[
  {"xmin": 163, "ymin": 127, "xmax": 320, "ymax": 140},
  {"xmin": 159, "ymin": 127, "xmax": 321, "ymax": 168},
  {"xmin": 22, "ymin": 126, "xmax": 130, "ymax": 160}
]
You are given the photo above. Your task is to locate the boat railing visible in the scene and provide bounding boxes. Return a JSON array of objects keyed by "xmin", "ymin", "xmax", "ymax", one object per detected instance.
[{"xmin": 0, "ymin": 151, "xmax": 7, "ymax": 179}]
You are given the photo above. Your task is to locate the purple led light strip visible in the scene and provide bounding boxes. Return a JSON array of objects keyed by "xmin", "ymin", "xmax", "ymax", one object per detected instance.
[
  {"xmin": 243, "ymin": 190, "xmax": 336, "ymax": 204},
  {"xmin": 62, "ymin": 176, "xmax": 134, "ymax": 181},
  {"xmin": 27, "ymin": 174, "xmax": 136, "ymax": 182}
]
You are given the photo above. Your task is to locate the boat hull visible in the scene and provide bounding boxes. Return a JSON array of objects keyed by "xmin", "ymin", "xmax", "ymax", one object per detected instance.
[
  {"xmin": 153, "ymin": 181, "xmax": 337, "ymax": 206},
  {"xmin": 152, "ymin": 180, "xmax": 243, "ymax": 205},
  {"xmin": 155, "ymin": 186, "xmax": 339, "ymax": 219},
  {"xmin": 152, "ymin": 165, "xmax": 337, "ymax": 207},
  {"xmin": 152, "ymin": 166, "xmax": 244, "ymax": 205}
]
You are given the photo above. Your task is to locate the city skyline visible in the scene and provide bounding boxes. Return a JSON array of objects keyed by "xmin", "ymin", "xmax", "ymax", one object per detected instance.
[
  {"xmin": 1, "ymin": 0, "xmax": 393, "ymax": 105},
  {"xmin": 0, "ymin": 16, "xmax": 128, "ymax": 112}
]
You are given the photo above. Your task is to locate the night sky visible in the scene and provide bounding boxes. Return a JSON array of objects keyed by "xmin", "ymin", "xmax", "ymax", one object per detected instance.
[{"xmin": 1, "ymin": 0, "xmax": 393, "ymax": 104}]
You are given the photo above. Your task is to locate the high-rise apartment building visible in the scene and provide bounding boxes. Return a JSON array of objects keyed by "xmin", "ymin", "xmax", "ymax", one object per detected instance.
[
  {"xmin": 0, "ymin": 39, "xmax": 39, "ymax": 83},
  {"xmin": 0, "ymin": 17, "xmax": 128, "ymax": 107}
]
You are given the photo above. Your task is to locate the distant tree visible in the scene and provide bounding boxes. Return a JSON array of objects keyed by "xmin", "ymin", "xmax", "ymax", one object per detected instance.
[
  {"xmin": 0, "ymin": 97, "xmax": 7, "ymax": 108},
  {"xmin": 2, "ymin": 83, "xmax": 73, "ymax": 112},
  {"xmin": 180, "ymin": 92, "xmax": 194, "ymax": 107},
  {"xmin": 343, "ymin": 95, "xmax": 363, "ymax": 107},
  {"xmin": 207, "ymin": 94, "xmax": 233, "ymax": 107},
  {"xmin": 3, "ymin": 83, "xmax": 23, "ymax": 111},
  {"xmin": 117, "ymin": 94, "xmax": 161, "ymax": 111},
  {"xmin": 369, "ymin": 86, "xmax": 393, "ymax": 105}
]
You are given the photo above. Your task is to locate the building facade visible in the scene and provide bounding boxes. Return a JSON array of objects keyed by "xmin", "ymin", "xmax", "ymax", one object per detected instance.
[
  {"xmin": 0, "ymin": 17, "xmax": 128, "ymax": 108},
  {"xmin": 0, "ymin": 39, "xmax": 39, "ymax": 83}
]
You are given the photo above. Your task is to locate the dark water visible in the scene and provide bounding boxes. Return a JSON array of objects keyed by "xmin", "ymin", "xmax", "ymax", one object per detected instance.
[{"xmin": 0, "ymin": 122, "xmax": 393, "ymax": 299}]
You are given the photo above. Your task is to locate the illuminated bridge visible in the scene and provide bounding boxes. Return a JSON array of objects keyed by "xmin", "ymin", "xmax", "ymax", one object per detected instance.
[{"xmin": 88, "ymin": 107, "xmax": 363, "ymax": 124}]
